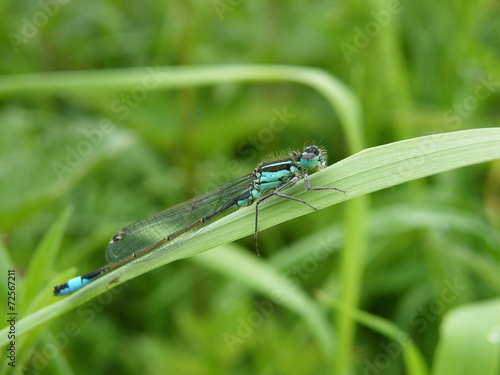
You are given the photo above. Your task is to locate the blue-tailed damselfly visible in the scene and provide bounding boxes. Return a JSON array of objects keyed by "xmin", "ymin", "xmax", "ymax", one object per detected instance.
[{"xmin": 53, "ymin": 145, "xmax": 343, "ymax": 296}]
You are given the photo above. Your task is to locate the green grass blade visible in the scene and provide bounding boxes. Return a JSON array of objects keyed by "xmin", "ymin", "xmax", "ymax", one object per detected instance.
[
  {"xmin": 22, "ymin": 208, "xmax": 73, "ymax": 313},
  {"xmin": 432, "ymin": 298, "xmax": 500, "ymax": 375},
  {"xmin": 1, "ymin": 128, "xmax": 499, "ymax": 345},
  {"xmin": 0, "ymin": 64, "xmax": 363, "ymax": 150}
]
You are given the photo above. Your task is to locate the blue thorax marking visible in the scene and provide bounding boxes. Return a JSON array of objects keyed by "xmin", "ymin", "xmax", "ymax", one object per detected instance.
[{"xmin": 299, "ymin": 152, "xmax": 320, "ymax": 170}]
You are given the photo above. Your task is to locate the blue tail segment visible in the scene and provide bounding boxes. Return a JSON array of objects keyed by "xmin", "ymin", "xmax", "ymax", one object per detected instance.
[{"xmin": 53, "ymin": 269, "xmax": 102, "ymax": 296}]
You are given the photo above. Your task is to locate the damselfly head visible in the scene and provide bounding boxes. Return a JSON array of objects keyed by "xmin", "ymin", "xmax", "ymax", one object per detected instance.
[{"xmin": 300, "ymin": 145, "xmax": 328, "ymax": 170}]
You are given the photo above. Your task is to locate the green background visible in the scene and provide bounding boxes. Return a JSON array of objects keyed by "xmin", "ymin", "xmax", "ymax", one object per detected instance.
[{"xmin": 1, "ymin": 1, "xmax": 499, "ymax": 374}]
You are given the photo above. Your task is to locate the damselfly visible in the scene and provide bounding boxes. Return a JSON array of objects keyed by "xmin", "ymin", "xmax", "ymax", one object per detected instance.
[{"xmin": 53, "ymin": 145, "xmax": 343, "ymax": 296}]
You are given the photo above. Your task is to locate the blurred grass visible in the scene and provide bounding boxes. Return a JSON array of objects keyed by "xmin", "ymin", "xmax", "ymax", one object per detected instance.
[{"xmin": 1, "ymin": 1, "xmax": 500, "ymax": 375}]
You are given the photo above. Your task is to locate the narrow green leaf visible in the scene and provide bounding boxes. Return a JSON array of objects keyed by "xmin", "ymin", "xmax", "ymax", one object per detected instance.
[
  {"xmin": 22, "ymin": 207, "xmax": 72, "ymax": 313},
  {"xmin": 1, "ymin": 128, "xmax": 499, "ymax": 344}
]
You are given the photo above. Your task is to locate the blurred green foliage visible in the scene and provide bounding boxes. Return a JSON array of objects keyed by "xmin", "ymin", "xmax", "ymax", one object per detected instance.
[{"xmin": 1, "ymin": 0, "xmax": 499, "ymax": 374}]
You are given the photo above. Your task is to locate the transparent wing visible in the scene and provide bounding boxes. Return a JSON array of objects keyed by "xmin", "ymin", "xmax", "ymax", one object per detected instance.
[{"xmin": 105, "ymin": 173, "xmax": 255, "ymax": 263}]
